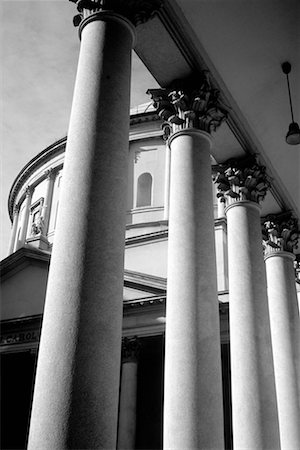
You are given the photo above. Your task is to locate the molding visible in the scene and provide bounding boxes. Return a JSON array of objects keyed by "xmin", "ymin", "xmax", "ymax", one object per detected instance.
[
  {"xmin": 8, "ymin": 138, "xmax": 66, "ymax": 222},
  {"xmin": 0, "ymin": 247, "xmax": 50, "ymax": 278},
  {"xmin": 7, "ymin": 111, "xmax": 163, "ymax": 223},
  {"xmin": 129, "ymin": 129, "xmax": 163, "ymax": 142},
  {"xmin": 125, "ymin": 229, "xmax": 168, "ymax": 246},
  {"xmin": 154, "ymin": 0, "xmax": 297, "ymax": 215},
  {"xmin": 126, "ymin": 219, "xmax": 168, "ymax": 229},
  {"xmin": 124, "ymin": 269, "xmax": 167, "ymax": 291}
]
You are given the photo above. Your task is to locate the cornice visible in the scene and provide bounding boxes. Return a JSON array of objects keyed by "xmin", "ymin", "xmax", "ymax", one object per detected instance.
[
  {"xmin": 124, "ymin": 269, "xmax": 167, "ymax": 291},
  {"xmin": 0, "ymin": 247, "xmax": 50, "ymax": 278},
  {"xmin": 7, "ymin": 110, "xmax": 162, "ymax": 223},
  {"xmin": 125, "ymin": 229, "xmax": 168, "ymax": 247},
  {"xmin": 149, "ymin": 0, "xmax": 297, "ymax": 215},
  {"xmin": 8, "ymin": 138, "xmax": 67, "ymax": 222}
]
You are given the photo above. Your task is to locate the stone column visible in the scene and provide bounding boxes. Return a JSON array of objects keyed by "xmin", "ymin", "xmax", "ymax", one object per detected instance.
[
  {"xmin": 17, "ymin": 186, "xmax": 33, "ymax": 249},
  {"xmin": 42, "ymin": 168, "xmax": 57, "ymax": 235},
  {"xmin": 148, "ymin": 76, "xmax": 228, "ymax": 450},
  {"xmin": 217, "ymin": 197, "xmax": 225, "ymax": 218},
  {"xmin": 214, "ymin": 156, "xmax": 280, "ymax": 449},
  {"xmin": 263, "ymin": 214, "xmax": 300, "ymax": 449},
  {"xmin": 162, "ymin": 123, "xmax": 171, "ymax": 220},
  {"xmin": 28, "ymin": 2, "xmax": 160, "ymax": 449},
  {"xmin": 8, "ymin": 204, "xmax": 20, "ymax": 255},
  {"xmin": 117, "ymin": 337, "xmax": 141, "ymax": 450}
]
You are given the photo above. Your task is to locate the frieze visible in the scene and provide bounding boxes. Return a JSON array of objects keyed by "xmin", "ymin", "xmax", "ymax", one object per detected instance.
[
  {"xmin": 213, "ymin": 155, "xmax": 270, "ymax": 205},
  {"xmin": 262, "ymin": 213, "xmax": 299, "ymax": 254},
  {"xmin": 147, "ymin": 72, "xmax": 228, "ymax": 134},
  {"xmin": 69, "ymin": 0, "xmax": 163, "ymax": 28}
]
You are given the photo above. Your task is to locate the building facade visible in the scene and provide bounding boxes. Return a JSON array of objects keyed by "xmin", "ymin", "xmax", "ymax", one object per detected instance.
[{"xmin": 1, "ymin": 1, "xmax": 300, "ymax": 449}]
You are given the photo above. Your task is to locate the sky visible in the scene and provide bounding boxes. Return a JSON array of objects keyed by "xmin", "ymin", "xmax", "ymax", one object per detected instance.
[{"xmin": 1, "ymin": 0, "xmax": 159, "ymax": 260}]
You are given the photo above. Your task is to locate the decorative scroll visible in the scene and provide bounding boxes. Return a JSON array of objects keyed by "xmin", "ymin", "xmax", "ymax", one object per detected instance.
[
  {"xmin": 262, "ymin": 213, "xmax": 299, "ymax": 254},
  {"xmin": 213, "ymin": 155, "xmax": 270, "ymax": 205},
  {"xmin": 147, "ymin": 72, "xmax": 228, "ymax": 134},
  {"xmin": 122, "ymin": 336, "xmax": 141, "ymax": 363},
  {"xmin": 69, "ymin": 0, "xmax": 162, "ymax": 28}
]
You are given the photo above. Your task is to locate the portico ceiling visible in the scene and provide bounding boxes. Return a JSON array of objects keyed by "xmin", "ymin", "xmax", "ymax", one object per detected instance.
[{"xmin": 135, "ymin": 0, "xmax": 300, "ymax": 218}]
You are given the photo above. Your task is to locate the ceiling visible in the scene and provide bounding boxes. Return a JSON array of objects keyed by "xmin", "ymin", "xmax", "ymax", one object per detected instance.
[{"xmin": 135, "ymin": 0, "xmax": 300, "ymax": 218}]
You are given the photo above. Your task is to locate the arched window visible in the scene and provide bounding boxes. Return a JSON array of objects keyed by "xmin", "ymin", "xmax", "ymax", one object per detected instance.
[{"xmin": 136, "ymin": 173, "xmax": 152, "ymax": 207}]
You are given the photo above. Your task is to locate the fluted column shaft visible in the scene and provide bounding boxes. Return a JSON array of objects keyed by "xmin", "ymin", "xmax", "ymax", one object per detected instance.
[
  {"xmin": 28, "ymin": 12, "xmax": 135, "ymax": 449},
  {"xmin": 8, "ymin": 205, "xmax": 20, "ymax": 254},
  {"xmin": 265, "ymin": 250, "xmax": 300, "ymax": 449},
  {"xmin": 17, "ymin": 186, "xmax": 33, "ymax": 249},
  {"xmin": 164, "ymin": 129, "xmax": 224, "ymax": 450},
  {"xmin": 226, "ymin": 201, "xmax": 280, "ymax": 449}
]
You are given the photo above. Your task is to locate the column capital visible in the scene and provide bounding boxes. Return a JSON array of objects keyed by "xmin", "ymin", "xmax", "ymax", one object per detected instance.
[
  {"xmin": 262, "ymin": 212, "xmax": 299, "ymax": 255},
  {"xmin": 121, "ymin": 336, "xmax": 141, "ymax": 363},
  {"xmin": 44, "ymin": 167, "xmax": 59, "ymax": 181},
  {"xmin": 24, "ymin": 185, "xmax": 34, "ymax": 197},
  {"xmin": 147, "ymin": 72, "xmax": 228, "ymax": 135},
  {"xmin": 69, "ymin": 0, "xmax": 162, "ymax": 28},
  {"xmin": 213, "ymin": 155, "xmax": 270, "ymax": 207}
]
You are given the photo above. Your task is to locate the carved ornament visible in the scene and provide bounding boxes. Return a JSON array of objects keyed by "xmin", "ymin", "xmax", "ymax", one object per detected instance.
[
  {"xmin": 31, "ymin": 217, "xmax": 45, "ymax": 237},
  {"xmin": 69, "ymin": 0, "xmax": 162, "ymax": 28},
  {"xmin": 44, "ymin": 167, "xmax": 58, "ymax": 180},
  {"xmin": 262, "ymin": 213, "xmax": 299, "ymax": 254},
  {"xmin": 13, "ymin": 204, "xmax": 20, "ymax": 216},
  {"xmin": 24, "ymin": 185, "xmax": 34, "ymax": 198},
  {"xmin": 213, "ymin": 155, "xmax": 270, "ymax": 205},
  {"xmin": 147, "ymin": 72, "xmax": 228, "ymax": 134},
  {"xmin": 122, "ymin": 336, "xmax": 141, "ymax": 362}
]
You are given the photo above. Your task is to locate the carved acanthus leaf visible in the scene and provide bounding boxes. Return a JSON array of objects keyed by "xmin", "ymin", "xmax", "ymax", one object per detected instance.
[
  {"xmin": 24, "ymin": 185, "xmax": 34, "ymax": 197},
  {"xmin": 262, "ymin": 213, "xmax": 299, "ymax": 254},
  {"xmin": 44, "ymin": 167, "xmax": 58, "ymax": 180},
  {"xmin": 69, "ymin": 0, "xmax": 162, "ymax": 28},
  {"xmin": 213, "ymin": 155, "xmax": 270, "ymax": 205},
  {"xmin": 122, "ymin": 336, "xmax": 141, "ymax": 362},
  {"xmin": 147, "ymin": 72, "xmax": 229, "ymax": 134}
]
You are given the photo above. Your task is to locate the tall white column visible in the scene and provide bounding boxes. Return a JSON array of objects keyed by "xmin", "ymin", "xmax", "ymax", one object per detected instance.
[
  {"xmin": 117, "ymin": 337, "xmax": 140, "ymax": 450},
  {"xmin": 27, "ymin": 3, "xmax": 159, "ymax": 448},
  {"xmin": 148, "ymin": 81, "xmax": 227, "ymax": 450},
  {"xmin": 263, "ymin": 215, "xmax": 300, "ymax": 449},
  {"xmin": 215, "ymin": 157, "xmax": 280, "ymax": 449},
  {"xmin": 162, "ymin": 123, "xmax": 172, "ymax": 221},
  {"xmin": 163, "ymin": 143, "xmax": 171, "ymax": 220},
  {"xmin": 17, "ymin": 186, "xmax": 33, "ymax": 249},
  {"xmin": 42, "ymin": 168, "xmax": 57, "ymax": 236},
  {"xmin": 8, "ymin": 204, "xmax": 20, "ymax": 255}
]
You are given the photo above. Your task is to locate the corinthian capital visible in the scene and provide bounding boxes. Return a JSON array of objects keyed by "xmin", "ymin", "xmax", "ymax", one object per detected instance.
[
  {"xmin": 69, "ymin": 0, "xmax": 162, "ymax": 28},
  {"xmin": 24, "ymin": 185, "xmax": 34, "ymax": 198},
  {"xmin": 44, "ymin": 167, "xmax": 58, "ymax": 181},
  {"xmin": 262, "ymin": 213, "xmax": 299, "ymax": 254},
  {"xmin": 213, "ymin": 155, "xmax": 270, "ymax": 206},
  {"xmin": 121, "ymin": 336, "xmax": 141, "ymax": 363},
  {"xmin": 147, "ymin": 72, "xmax": 228, "ymax": 134}
]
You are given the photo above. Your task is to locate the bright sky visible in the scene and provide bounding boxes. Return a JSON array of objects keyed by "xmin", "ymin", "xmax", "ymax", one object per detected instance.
[{"xmin": 1, "ymin": 0, "xmax": 159, "ymax": 260}]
